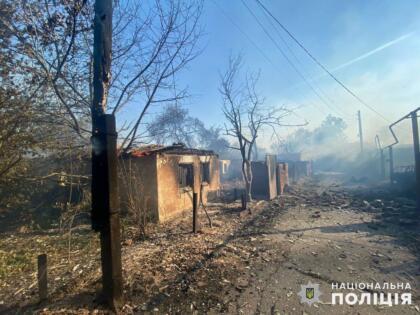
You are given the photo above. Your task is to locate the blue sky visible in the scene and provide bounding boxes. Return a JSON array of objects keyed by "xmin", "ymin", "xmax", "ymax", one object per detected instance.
[{"xmin": 175, "ymin": 0, "xmax": 420, "ymax": 148}]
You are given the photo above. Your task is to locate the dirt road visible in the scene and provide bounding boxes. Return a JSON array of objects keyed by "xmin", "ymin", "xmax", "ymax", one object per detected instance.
[
  {"xmin": 215, "ymin": 180, "xmax": 420, "ymax": 315},
  {"xmin": 2, "ymin": 177, "xmax": 419, "ymax": 314},
  {"xmin": 147, "ymin": 178, "xmax": 420, "ymax": 314}
]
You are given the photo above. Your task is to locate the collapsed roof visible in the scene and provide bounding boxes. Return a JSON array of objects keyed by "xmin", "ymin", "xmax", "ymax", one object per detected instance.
[{"xmin": 125, "ymin": 143, "xmax": 217, "ymax": 157}]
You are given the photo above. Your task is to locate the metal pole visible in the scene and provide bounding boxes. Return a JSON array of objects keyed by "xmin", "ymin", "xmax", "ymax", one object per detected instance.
[
  {"xmin": 411, "ymin": 112, "xmax": 420, "ymax": 211},
  {"xmin": 91, "ymin": 0, "xmax": 123, "ymax": 310},
  {"xmin": 193, "ymin": 192, "xmax": 198, "ymax": 233},
  {"xmin": 358, "ymin": 110, "xmax": 364, "ymax": 154},
  {"xmin": 389, "ymin": 146, "xmax": 394, "ymax": 184}
]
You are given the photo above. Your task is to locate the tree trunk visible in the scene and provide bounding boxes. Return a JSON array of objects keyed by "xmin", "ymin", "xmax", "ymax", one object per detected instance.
[{"xmin": 242, "ymin": 159, "xmax": 253, "ymax": 201}]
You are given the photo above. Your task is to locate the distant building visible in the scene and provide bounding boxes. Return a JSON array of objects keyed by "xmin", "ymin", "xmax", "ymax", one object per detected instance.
[
  {"xmin": 288, "ymin": 160, "xmax": 313, "ymax": 182},
  {"xmin": 277, "ymin": 152, "xmax": 312, "ymax": 182},
  {"xmin": 277, "ymin": 152, "xmax": 302, "ymax": 162},
  {"xmin": 119, "ymin": 144, "xmax": 220, "ymax": 222},
  {"xmin": 219, "ymin": 158, "xmax": 243, "ymax": 181}
]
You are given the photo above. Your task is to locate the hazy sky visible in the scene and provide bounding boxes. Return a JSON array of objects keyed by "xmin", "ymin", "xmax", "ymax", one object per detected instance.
[{"xmin": 174, "ymin": 0, "xmax": 420, "ymax": 148}]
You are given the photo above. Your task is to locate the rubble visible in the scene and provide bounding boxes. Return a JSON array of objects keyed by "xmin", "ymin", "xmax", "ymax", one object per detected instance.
[{"xmin": 1, "ymin": 177, "xmax": 419, "ymax": 314}]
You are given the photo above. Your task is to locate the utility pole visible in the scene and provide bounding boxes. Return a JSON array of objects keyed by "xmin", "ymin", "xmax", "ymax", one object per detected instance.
[
  {"xmin": 91, "ymin": 0, "xmax": 123, "ymax": 310},
  {"xmin": 411, "ymin": 111, "xmax": 420, "ymax": 212},
  {"xmin": 357, "ymin": 110, "xmax": 364, "ymax": 154},
  {"xmin": 375, "ymin": 135, "xmax": 385, "ymax": 179}
]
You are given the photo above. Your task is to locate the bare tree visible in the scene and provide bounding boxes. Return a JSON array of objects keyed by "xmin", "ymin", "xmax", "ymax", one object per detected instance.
[
  {"xmin": 146, "ymin": 104, "xmax": 230, "ymax": 155},
  {"xmin": 220, "ymin": 55, "xmax": 294, "ymax": 201},
  {"xmin": 119, "ymin": 159, "xmax": 151, "ymax": 238},
  {"xmin": 4, "ymin": 0, "xmax": 202, "ymax": 151},
  {"xmin": 147, "ymin": 104, "xmax": 203, "ymax": 147},
  {"xmin": 0, "ymin": 89, "xmax": 34, "ymax": 178}
]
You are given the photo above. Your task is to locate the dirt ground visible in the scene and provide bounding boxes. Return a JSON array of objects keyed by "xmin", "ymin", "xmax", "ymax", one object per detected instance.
[{"xmin": 1, "ymin": 176, "xmax": 419, "ymax": 314}]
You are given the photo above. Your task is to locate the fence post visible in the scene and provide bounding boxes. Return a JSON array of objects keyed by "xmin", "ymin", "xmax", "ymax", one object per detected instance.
[
  {"xmin": 37, "ymin": 254, "xmax": 47, "ymax": 301},
  {"xmin": 411, "ymin": 111, "xmax": 420, "ymax": 212},
  {"xmin": 193, "ymin": 192, "xmax": 198, "ymax": 233}
]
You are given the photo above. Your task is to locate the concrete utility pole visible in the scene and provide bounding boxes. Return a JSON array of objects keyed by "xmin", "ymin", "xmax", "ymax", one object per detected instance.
[
  {"xmin": 91, "ymin": 0, "xmax": 123, "ymax": 310},
  {"xmin": 411, "ymin": 111, "xmax": 420, "ymax": 212},
  {"xmin": 357, "ymin": 110, "xmax": 364, "ymax": 154},
  {"xmin": 375, "ymin": 135, "xmax": 386, "ymax": 179}
]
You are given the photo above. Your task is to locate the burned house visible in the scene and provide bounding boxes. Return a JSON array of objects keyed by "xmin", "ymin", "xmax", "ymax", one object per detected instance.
[
  {"xmin": 119, "ymin": 144, "xmax": 220, "ymax": 222},
  {"xmin": 277, "ymin": 152, "xmax": 302, "ymax": 162},
  {"xmin": 219, "ymin": 159, "xmax": 243, "ymax": 181},
  {"xmin": 251, "ymin": 155, "xmax": 277, "ymax": 200}
]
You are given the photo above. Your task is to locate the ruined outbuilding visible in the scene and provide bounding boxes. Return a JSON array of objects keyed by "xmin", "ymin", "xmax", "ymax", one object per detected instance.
[
  {"xmin": 277, "ymin": 153, "xmax": 313, "ymax": 183},
  {"xmin": 119, "ymin": 144, "xmax": 220, "ymax": 222},
  {"xmin": 251, "ymin": 155, "xmax": 277, "ymax": 200}
]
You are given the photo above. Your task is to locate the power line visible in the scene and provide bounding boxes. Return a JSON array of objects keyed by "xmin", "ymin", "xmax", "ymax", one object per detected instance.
[
  {"xmin": 211, "ymin": 0, "xmax": 346, "ymax": 124},
  {"xmin": 255, "ymin": 0, "xmax": 390, "ymax": 122},
  {"xmin": 240, "ymin": 0, "xmax": 346, "ymax": 119},
  {"xmin": 210, "ymin": 0, "xmax": 327, "ymax": 122},
  {"xmin": 258, "ymin": 5, "xmax": 353, "ymax": 119},
  {"xmin": 210, "ymin": 0, "xmax": 284, "ymax": 76}
]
